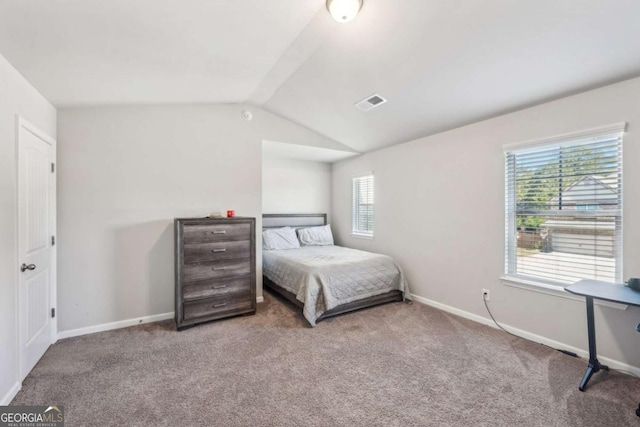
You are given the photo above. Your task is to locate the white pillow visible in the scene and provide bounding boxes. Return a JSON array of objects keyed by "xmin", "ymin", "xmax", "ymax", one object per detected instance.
[
  {"xmin": 262, "ymin": 227, "xmax": 301, "ymax": 251},
  {"xmin": 297, "ymin": 224, "xmax": 334, "ymax": 246}
]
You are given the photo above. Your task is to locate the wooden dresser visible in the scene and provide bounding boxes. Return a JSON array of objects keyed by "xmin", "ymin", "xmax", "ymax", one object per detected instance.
[{"xmin": 174, "ymin": 217, "xmax": 256, "ymax": 330}]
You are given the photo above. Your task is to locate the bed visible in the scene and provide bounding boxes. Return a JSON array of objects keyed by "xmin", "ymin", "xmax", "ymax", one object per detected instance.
[{"xmin": 262, "ymin": 214, "xmax": 408, "ymax": 326}]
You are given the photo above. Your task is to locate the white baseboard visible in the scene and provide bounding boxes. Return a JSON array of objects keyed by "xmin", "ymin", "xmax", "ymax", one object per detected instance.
[
  {"xmin": 58, "ymin": 312, "xmax": 174, "ymax": 340},
  {"xmin": 59, "ymin": 295, "xmax": 265, "ymax": 340},
  {"xmin": 410, "ymin": 293, "xmax": 640, "ymax": 378},
  {"xmin": 1, "ymin": 382, "xmax": 21, "ymax": 406},
  {"xmin": 410, "ymin": 293, "xmax": 495, "ymax": 328}
]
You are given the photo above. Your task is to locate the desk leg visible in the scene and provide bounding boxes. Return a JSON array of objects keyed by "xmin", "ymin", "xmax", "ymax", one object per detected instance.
[{"xmin": 579, "ymin": 296, "xmax": 609, "ymax": 392}]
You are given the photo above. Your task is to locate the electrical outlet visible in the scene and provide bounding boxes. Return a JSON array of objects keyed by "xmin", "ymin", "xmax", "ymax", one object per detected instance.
[{"xmin": 482, "ymin": 289, "xmax": 491, "ymax": 301}]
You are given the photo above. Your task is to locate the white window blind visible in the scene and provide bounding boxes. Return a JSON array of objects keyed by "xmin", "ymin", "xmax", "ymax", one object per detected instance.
[
  {"xmin": 505, "ymin": 127, "xmax": 624, "ymax": 286},
  {"xmin": 352, "ymin": 174, "xmax": 374, "ymax": 236}
]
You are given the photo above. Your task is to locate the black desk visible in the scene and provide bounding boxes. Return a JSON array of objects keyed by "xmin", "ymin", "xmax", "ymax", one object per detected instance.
[{"xmin": 566, "ymin": 279, "xmax": 640, "ymax": 391}]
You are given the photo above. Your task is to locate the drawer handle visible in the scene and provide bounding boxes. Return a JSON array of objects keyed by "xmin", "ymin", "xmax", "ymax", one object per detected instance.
[
  {"xmin": 212, "ymin": 230, "xmax": 226, "ymax": 234},
  {"xmin": 212, "ymin": 284, "xmax": 227, "ymax": 289},
  {"xmin": 213, "ymin": 267, "xmax": 227, "ymax": 271},
  {"xmin": 212, "ymin": 248, "xmax": 226, "ymax": 253},
  {"xmin": 213, "ymin": 303, "xmax": 227, "ymax": 308}
]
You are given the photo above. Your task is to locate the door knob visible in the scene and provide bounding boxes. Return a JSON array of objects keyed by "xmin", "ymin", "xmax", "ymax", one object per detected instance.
[{"xmin": 20, "ymin": 263, "xmax": 36, "ymax": 272}]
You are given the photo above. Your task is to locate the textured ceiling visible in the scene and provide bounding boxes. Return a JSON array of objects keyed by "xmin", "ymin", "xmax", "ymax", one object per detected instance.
[
  {"xmin": 0, "ymin": 0, "xmax": 325, "ymax": 105},
  {"xmin": 1, "ymin": 0, "xmax": 640, "ymax": 153},
  {"xmin": 262, "ymin": 0, "xmax": 640, "ymax": 152}
]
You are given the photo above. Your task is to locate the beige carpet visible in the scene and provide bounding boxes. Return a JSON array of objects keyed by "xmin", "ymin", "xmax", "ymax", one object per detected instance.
[{"xmin": 11, "ymin": 293, "xmax": 640, "ymax": 426}]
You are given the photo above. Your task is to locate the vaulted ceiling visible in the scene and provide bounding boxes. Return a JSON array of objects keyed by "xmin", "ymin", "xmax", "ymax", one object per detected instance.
[{"xmin": 2, "ymin": 0, "xmax": 640, "ymax": 153}]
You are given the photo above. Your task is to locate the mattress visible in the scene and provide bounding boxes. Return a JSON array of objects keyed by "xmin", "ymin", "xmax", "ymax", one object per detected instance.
[{"xmin": 262, "ymin": 245, "xmax": 408, "ymax": 326}]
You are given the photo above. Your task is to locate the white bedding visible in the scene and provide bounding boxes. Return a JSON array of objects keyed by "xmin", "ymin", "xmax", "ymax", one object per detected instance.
[{"xmin": 262, "ymin": 245, "xmax": 408, "ymax": 326}]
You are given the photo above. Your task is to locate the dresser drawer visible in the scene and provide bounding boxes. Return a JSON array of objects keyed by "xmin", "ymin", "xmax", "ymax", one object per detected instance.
[
  {"xmin": 183, "ymin": 292, "xmax": 252, "ymax": 321},
  {"xmin": 175, "ymin": 217, "xmax": 256, "ymax": 330},
  {"xmin": 183, "ymin": 223, "xmax": 251, "ymax": 243},
  {"xmin": 184, "ymin": 240, "xmax": 250, "ymax": 263},
  {"xmin": 183, "ymin": 258, "xmax": 251, "ymax": 283},
  {"xmin": 183, "ymin": 275, "xmax": 251, "ymax": 302}
]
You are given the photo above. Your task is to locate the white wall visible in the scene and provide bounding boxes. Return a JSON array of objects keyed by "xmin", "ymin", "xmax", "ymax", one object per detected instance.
[
  {"xmin": 0, "ymin": 54, "xmax": 56, "ymax": 404},
  {"xmin": 332, "ymin": 77, "xmax": 640, "ymax": 368},
  {"xmin": 57, "ymin": 105, "xmax": 341, "ymax": 334},
  {"xmin": 262, "ymin": 155, "xmax": 331, "ymax": 215}
]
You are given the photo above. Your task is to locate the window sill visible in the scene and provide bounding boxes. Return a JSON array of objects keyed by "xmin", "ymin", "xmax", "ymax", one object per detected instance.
[
  {"xmin": 500, "ymin": 275, "xmax": 628, "ymax": 310},
  {"xmin": 351, "ymin": 233, "xmax": 374, "ymax": 240}
]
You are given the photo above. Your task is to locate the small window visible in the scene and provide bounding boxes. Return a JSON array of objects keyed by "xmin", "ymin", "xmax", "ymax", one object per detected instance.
[
  {"xmin": 352, "ymin": 174, "xmax": 374, "ymax": 236},
  {"xmin": 504, "ymin": 125, "xmax": 624, "ymax": 286}
]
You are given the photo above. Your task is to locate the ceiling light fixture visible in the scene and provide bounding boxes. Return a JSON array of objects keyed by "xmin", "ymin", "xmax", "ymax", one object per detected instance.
[{"xmin": 326, "ymin": 0, "xmax": 363, "ymax": 24}]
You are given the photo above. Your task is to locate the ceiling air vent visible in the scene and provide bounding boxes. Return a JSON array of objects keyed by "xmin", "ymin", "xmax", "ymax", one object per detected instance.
[{"xmin": 355, "ymin": 93, "xmax": 388, "ymax": 112}]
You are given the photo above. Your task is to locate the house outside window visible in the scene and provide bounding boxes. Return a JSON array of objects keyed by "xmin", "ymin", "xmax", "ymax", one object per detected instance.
[
  {"xmin": 352, "ymin": 174, "xmax": 374, "ymax": 237},
  {"xmin": 504, "ymin": 124, "xmax": 624, "ymax": 287},
  {"xmin": 577, "ymin": 204, "xmax": 598, "ymax": 211}
]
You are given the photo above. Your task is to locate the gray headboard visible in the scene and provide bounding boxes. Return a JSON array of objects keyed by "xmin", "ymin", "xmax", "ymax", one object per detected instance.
[{"xmin": 262, "ymin": 214, "xmax": 327, "ymax": 230}]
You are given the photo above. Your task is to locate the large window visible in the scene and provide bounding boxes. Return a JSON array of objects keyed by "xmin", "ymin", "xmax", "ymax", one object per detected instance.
[
  {"xmin": 505, "ymin": 125, "xmax": 624, "ymax": 286},
  {"xmin": 352, "ymin": 174, "xmax": 374, "ymax": 237}
]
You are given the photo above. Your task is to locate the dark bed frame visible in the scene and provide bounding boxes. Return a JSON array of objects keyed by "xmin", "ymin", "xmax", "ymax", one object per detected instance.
[{"xmin": 262, "ymin": 213, "xmax": 404, "ymax": 324}]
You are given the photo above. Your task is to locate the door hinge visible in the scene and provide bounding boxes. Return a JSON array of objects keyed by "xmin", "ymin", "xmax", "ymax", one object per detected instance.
[
  {"xmin": 51, "ymin": 236, "xmax": 55, "ymax": 246},
  {"xmin": 51, "ymin": 163, "xmax": 55, "ymax": 173},
  {"xmin": 51, "ymin": 308, "xmax": 56, "ymax": 318}
]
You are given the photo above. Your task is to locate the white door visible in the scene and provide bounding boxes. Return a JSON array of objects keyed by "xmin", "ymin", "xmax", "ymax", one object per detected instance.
[{"xmin": 17, "ymin": 118, "xmax": 56, "ymax": 381}]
